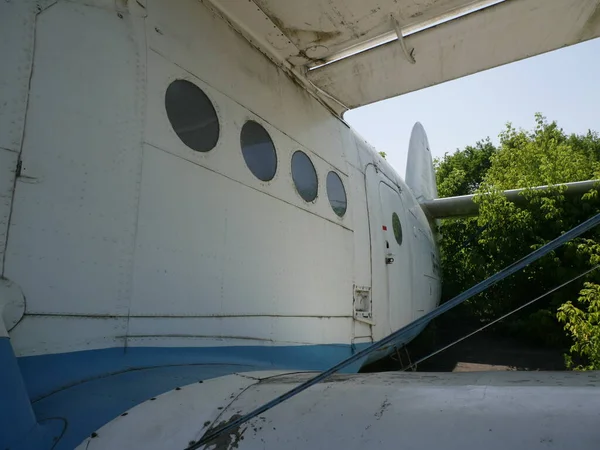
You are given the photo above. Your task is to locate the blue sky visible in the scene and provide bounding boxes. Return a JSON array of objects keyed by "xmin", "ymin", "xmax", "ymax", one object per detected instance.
[{"xmin": 345, "ymin": 37, "xmax": 600, "ymax": 178}]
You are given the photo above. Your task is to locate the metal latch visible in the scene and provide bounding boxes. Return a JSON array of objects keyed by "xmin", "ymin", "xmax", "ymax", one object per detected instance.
[{"xmin": 354, "ymin": 286, "xmax": 372, "ymax": 320}]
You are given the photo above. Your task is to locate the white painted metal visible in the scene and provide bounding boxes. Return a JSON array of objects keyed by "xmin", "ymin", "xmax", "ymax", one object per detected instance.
[
  {"xmin": 0, "ymin": 149, "xmax": 18, "ymax": 274},
  {"xmin": 0, "ymin": 279, "xmax": 25, "ymax": 337},
  {"xmin": 379, "ymin": 183, "xmax": 413, "ymax": 333},
  {"xmin": 421, "ymin": 179, "xmax": 600, "ymax": 219},
  {"xmin": 0, "ymin": 0, "xmax": 37, "ymax": 154},
  {"xmin": 0, "ymin": 0, "xmax": 35, "ymax": 276},
  {"xmin": 146, "ymin": 0, "xmax": 348, "ymax": 154},
  {"xmin": 77, "ymin": 370, "xmax": 600, "ymax": 449},
  {"xmin": 0, "ymin": 0, "xmax": 590, "ymax": 366},
  {"xmin": 392, "ymin": 15, "xmax": 417, "ymax": 65},
  {"xmin": 126, "ymin": 316, "xmax": 355, "ymax": 346},
  {"xmin": 232, "ymin": 0, "xmax": 492, "ymax": 67},
  {"xmin": 308, "ymin": 0, "xmax": 600, "ymax": 110},
  {"xmin": 203, "ymin": 0, "xmax": 301, "ymax": 63},
  {"xmin": 308, "ymin": 0, "xmax": 508, "ymax": 69},
  {"xmin": 364, "ymin": 164, "xmax": 390, "ymax": 342},
  {"xmin": 406, "ymin": 211, "xmax": 441, "ymax": 321},
  {"xmin": 2, "ymin": 0, "xmax": 439, "ymax": 358},
  {"xmin": 4, "ymin": 1, "xmax": 145, "ymax": 319},
  {"xmin": 196, "ymin": 0, "xmax": 600, "ymax": 114},
  {"xmin": 0, "ymin": 0, "xmax": 598, "ymax": 447},
  {"xmin": 362, "ymin": 155, "xmax": 439, "ymax": 348},
  {"xmin": 75, "ymin": 371, "xmax": 282, "ymax": 450},
  {"xmin": 406, "ymin": 122, "xmax": 437, "ymax": 203},
  {"xmin": 9, "ymin": 315, "xmax": 127, "ymax": 356}
]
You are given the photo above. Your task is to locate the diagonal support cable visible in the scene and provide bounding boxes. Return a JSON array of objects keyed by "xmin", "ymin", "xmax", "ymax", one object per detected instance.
[
  {"xmin": 189, "ymin": 212, "xmax": 600, "ymax": 449},
  {"xmin": 403, "ymin": 264, "xmax": 600, "ymax": 371}
]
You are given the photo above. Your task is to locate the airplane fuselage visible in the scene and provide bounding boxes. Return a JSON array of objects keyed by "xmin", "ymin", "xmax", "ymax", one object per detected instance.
[
  {"xmin": 0, "ymin": 1, "xmax": 440, "ymax": 447},
  {"xmin": 1, "ymin": 0, "xmax": 440, "ymax": 368}
]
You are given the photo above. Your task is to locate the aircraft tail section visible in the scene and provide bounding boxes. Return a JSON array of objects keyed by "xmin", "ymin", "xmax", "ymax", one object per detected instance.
[
  {"xmin": 420, "ymin": 179, "xmax": 600, "ymax": 219},
  {"xmin": 405, "ymin": 122, "xmax": 437, "ymax": 202}
]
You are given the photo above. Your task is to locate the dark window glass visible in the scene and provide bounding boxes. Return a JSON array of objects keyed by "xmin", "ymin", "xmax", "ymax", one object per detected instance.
[
  {"xmin": 165, "ymin": 80, "xmax": 219, "ymax": 152},
  {"xmin": 240, "ymin": 121, "xmax": 277, "ymax": 181},
  {"xmin": 292, "ymin": 151, "xmax": 318, "ymax": 202},
  {"xmin": 326, "ymin": 171, "xmax": 347, "ymax": 217},
  {"xmin": 392, "ymin": 212, "xmax": 403, "ymax": 246}
]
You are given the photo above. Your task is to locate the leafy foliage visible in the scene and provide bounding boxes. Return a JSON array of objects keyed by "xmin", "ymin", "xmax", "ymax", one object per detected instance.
[
  {"xmin": 435, "ymin": 114, "xmax": 600, "ymax": 368},
  {"xmin": 557, "ymin": 283, "xmax": 600, "ymax": 370},
  {"xmin": 434, "ymin": 138, "xmax": 497, "ymax": 197},
  {"xmin": 433, "ymin": 140, "xmax": 497, "ymax": 302}
]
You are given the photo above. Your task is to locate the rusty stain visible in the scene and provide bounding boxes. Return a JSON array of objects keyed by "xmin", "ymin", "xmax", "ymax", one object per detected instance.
[
  {"xmin": 268, "ymin": 14, "xmax": 341, "ymax": 46},
  {"xmin": 209, "ymin": 2, "xmax": 343, "ymax": 115},
  {"xmin": 201, "ymin": 414, "xmax": 247, "ymax": 450},
  {"xmin": 292, "ymin": 27, "xmax": 342, "ymax": 45}
]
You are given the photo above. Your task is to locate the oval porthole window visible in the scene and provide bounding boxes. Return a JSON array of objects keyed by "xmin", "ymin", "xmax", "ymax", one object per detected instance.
[
  {"xmin": 165, "ymin": 79, "xmax": 219, "ymax": 152},
  {"xmin": 240, "ymin": 120, "xmax": 277, "ymax": 181},
  {"xmin": 326, "ymin": 171, "xmax": 347, "ymax": 217},
  {"xmin": 392, "ymin": 212, "xmax": 403, "ymax": 246},
  {"xmin": 292, "ymin": 151, "xmax": 318, "ymax": 202}
]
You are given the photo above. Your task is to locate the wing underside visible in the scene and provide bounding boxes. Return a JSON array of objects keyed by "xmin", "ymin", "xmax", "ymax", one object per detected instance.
[{"xmin": 206, "ymin": 0, "xmax": 600, "ymax": 115}]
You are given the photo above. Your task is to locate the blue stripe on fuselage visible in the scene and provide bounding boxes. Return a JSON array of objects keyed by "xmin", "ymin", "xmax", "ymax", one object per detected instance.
[{"xmin": 13, "ymin": 343, "xmax": 368, "ymax": 450}]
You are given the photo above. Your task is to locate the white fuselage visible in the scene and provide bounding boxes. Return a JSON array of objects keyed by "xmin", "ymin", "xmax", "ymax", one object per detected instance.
[{"xmin": 1, "ymin": 0, "xmax": 440, "ymax": 365}]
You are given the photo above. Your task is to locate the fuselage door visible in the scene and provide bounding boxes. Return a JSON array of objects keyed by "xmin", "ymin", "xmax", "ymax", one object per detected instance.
[
  {"xmin": 365, "ymin": 163, "xmax": 414, "ymax": 338},
  {"xmin": 378, "ymin": 182, "xmax": 413, "ymax": 333}
]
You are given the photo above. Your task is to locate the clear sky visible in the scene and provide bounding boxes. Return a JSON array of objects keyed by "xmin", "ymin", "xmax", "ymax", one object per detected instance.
[{"xmin": 344, "ymin": 37, "xmax": 600, "ymax": 178}]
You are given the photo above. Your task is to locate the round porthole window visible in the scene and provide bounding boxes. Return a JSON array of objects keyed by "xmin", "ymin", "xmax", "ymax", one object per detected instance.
[
  {"xmin": 240, "ymin": 120, "xmax": 277, "ymax": 181},
  {"xmin": 326, "ymin": 171, "xmax": 347, "ymax": 217},
  {"xmin": 165, "ymin": 79, "xmax": 219, "ymax": 152},
  {"xmin": 392, "ymin": 212, "xmax": 402, "ymax": 246},
  {"xmin": 292, "ymin": 151, "xmax": 318, "ymax": 202}
]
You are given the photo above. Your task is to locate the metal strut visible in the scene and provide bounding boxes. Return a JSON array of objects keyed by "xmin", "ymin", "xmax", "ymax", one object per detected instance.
[
  {"xmin": 189, "ymin": 212, "xmax": 600, "ymax": 450},
  {"xmin": 392, "ymin": 16, "xmax": 416, "ymax": 64}
]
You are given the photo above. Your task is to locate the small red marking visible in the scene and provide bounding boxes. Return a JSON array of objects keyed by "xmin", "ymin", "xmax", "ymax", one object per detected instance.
[{"xmin": 382, "ymin": 225, "xmax": 387, "ymax": 231}]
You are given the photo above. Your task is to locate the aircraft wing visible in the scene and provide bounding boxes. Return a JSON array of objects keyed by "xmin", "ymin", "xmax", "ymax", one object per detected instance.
[
  {"xmin": 78, "ymin": 370, "xmax": 600, "ymax": 449},
  {"xmin": 207, "ymin": 0, "xmax": 600, "ymax": 114}
]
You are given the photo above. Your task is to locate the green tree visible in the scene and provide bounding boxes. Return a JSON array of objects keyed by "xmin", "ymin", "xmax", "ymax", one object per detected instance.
[
  {"xmin": 558, "ymin": 282, "xmax": 600, "ymax": 370},
  {"xmin": 484, "ymin": 114, "xmax": 600, "ymax": 188},
  {"xmin": 434, "ymin": 139, "xmax": 497, "ymax": 197},
  {"xmin": 433, "ymin": 140, "xmax": 497, "ymax": 312},
  {"xmin": 436, "ymin": 114, "xmax": 600, "ymax": 368}
]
